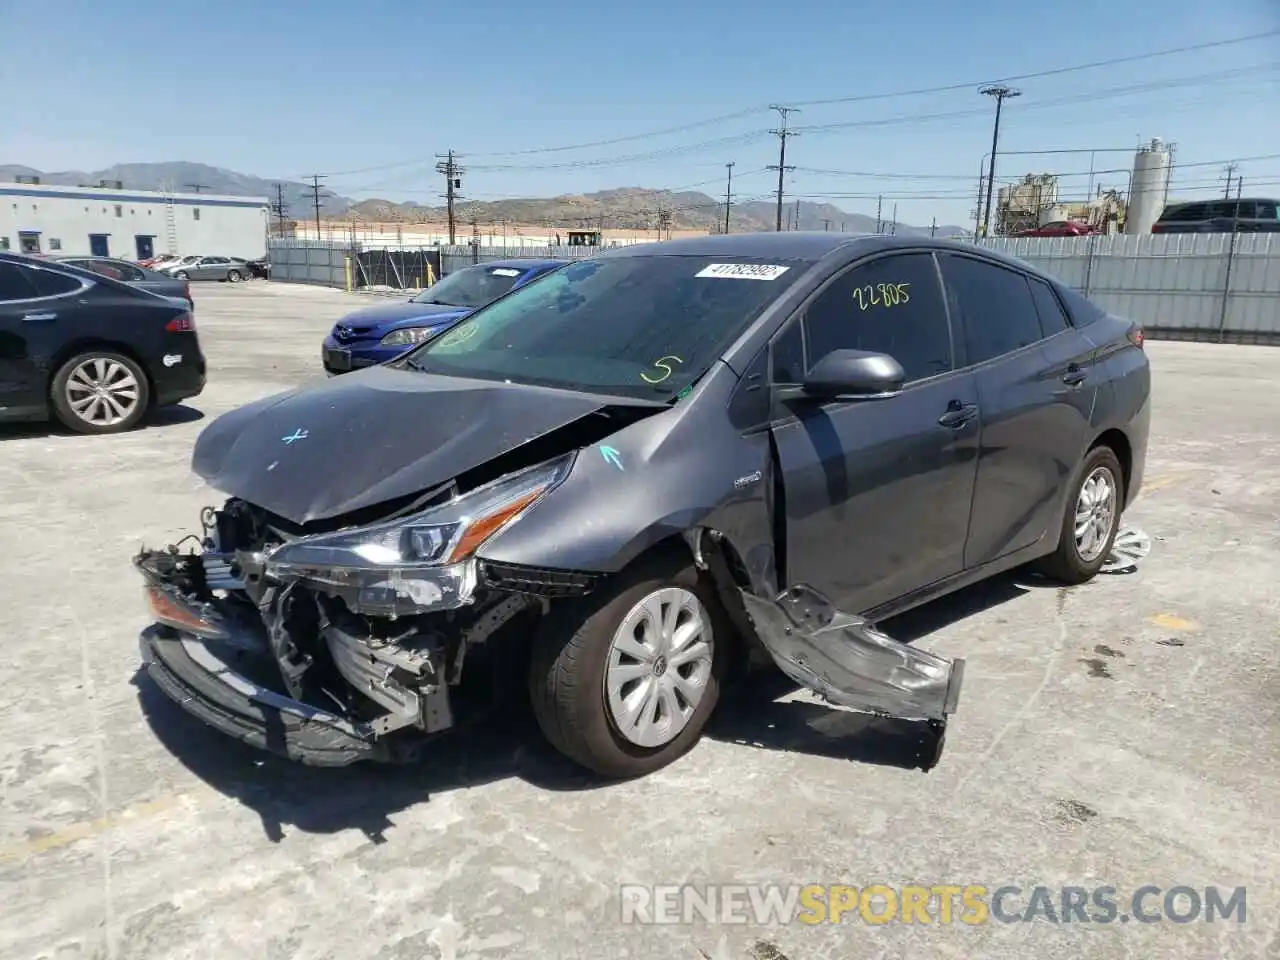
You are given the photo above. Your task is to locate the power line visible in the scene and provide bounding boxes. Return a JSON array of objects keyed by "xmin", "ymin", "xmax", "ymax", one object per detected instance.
[
  {"xmin": 767, "ymin": 105, "xmax": 799, "ymax": 232},
  {"xmin": 310, "ymin": 30, "xmax": 1280, "ymax": 178}
]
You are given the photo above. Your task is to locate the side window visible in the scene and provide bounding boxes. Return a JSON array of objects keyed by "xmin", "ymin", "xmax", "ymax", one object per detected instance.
[
  {"xmin": 801, "ymin": 252, "xmax": 952, "ymax": 383},
  {"xmin": 770, "ymin": 320, "xmax": 805, "ymax": 384},
  {"xmin": 90, "ymin": 259, "xmax": 127, "ymax": 280},
  {"xmin": 940, "ymin": 255, "xmax": 1043, "ymax": 365},
  {"xmin": 0, "ymin": 263, "xmax": 40, "ymax": 301},
  {"xmin": 29, "ymin": 268, "xmax": 83, "ymax": 297},
  {"xmin": 1257, "ymin": 201, "xmax": 1279, "ymax": 220},
  {"xmin": 1027, "ymin": 276, "xmax": 1071, "ymax": 338}
]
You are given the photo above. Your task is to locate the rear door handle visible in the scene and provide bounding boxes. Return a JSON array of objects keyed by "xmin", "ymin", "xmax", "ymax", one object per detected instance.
[
  {"xmin": 938, "ymin": 401, "xmax": 979, "ymax": 429},
  {"xmin": 1062, "ymin": 365, "xmax": 1088, "ymax": 387},
  {"xmin": 22, "ymin": 312, "xmax": 57, "ymax": 323}
]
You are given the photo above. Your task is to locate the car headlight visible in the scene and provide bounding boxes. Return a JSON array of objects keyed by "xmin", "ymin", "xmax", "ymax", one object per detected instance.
[
  {"xmin": 263, "ymin": 453, "xmax": 574, "ymax": 615},
  {"xmin": 380, "ymin": 325, "xmax": 440, "ymax": 347}
]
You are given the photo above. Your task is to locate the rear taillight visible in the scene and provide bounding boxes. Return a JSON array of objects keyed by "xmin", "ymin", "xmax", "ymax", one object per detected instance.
[
  {"xmin": 1127, "ymin": 324, "xmax": 1145, "ymax": 349},
  {"xmin": 166, "ymin": 313, "xmax": 195, "ymax": 332}
]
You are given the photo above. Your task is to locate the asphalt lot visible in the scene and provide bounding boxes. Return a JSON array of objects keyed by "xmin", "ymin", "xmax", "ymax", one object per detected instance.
[{"xmin": 1, "ymin": 280, "xmax": 1277, "ymax": 960}]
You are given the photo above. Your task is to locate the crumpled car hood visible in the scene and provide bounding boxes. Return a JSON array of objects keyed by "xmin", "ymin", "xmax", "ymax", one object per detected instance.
[{"xmin": 191, "ymin": 365, "xmax": 631, "ymax": 525}]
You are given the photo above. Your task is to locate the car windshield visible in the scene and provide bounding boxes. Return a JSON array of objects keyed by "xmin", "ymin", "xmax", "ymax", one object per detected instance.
[
  {"xmin": 399, "ymin": 255, "xmax": 809, "ymax": 400},
  {"xmin": 409, "ymin": 263, "xmax": 530, "ymax": 308}
]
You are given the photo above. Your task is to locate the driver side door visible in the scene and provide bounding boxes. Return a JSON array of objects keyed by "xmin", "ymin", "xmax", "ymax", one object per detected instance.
[{"xmin": 768, "ymin": 250, "xmax": 981, "ymax": 616}]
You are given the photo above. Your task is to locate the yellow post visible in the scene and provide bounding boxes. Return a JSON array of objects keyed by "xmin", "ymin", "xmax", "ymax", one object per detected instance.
[
  {"xmin": 343, "ymin": 256, "xmax": 353, "ymax": 292},
  {"xmin": 424, "ymin": 261, "xmax": 436, "ymax": 287}
]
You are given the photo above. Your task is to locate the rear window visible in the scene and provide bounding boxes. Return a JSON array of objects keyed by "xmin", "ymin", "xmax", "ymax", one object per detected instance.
[
  {"xmin": 29, "ymin": 267, "xmax": 83, "ymax": 297},
  {"xmin": 1054, "ymin": 284, "xmax": 1107, "ymax": 327},
  {"xmin": 1159, "ymin": 203, "xmax": 1204, "ymax": 221}
]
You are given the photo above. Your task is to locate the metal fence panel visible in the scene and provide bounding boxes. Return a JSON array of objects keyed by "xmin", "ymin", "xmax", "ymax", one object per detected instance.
[{"xmin": 266, "ymin": 239, "xmax": 350, "ymax": 288}]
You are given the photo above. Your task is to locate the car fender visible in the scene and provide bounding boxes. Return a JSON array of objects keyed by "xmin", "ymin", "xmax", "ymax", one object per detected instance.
[{"xmin": 476, "ymin": 364, "xmax": 777, "ymax": 594}]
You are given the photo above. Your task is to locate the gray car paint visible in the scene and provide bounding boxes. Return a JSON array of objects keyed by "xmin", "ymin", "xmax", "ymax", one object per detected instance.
[{"xmin": 157, "ymin": 233, "xmax": 1150, "ymax": 756}]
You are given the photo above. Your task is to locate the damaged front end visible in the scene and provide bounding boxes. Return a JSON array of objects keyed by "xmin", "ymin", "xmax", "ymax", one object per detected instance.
[{"xmin": 135, "ymin": 454, "xmax": 581, "ymax": 766}]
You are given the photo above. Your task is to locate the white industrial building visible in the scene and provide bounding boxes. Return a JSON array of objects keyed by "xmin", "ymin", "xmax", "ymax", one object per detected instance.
[{"xmin": 0, "ymin": 181, "xmax": 270, "ymax": 261}]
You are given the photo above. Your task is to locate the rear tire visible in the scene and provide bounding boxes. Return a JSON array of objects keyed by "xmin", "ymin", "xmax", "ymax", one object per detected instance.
[
  {"xmin": 529, "ymin": 550, "xmax": 729, "ymax": 779},
  {"xmin": 1032, "ymin": 445, "xmax": 1124, "ymax": 584},
  {"xmin": 226, "ymin": 269, "xmax": 242, "ymax": 283},
  {"xmin": 50, "ymin": 351, "xmax": 150, "ymax": 435},
  {"xmin": 175, "ymin": 271, "xmax": 189, "ymax": 280}
]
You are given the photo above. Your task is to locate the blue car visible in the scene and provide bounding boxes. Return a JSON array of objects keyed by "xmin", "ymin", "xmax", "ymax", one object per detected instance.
[{"xmin": 321, "ymin": 258, "xmax": 566, "ymax": 374}]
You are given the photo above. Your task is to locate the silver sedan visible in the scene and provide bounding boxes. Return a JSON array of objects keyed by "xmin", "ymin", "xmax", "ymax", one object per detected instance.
[{"xmin": 161, "ymin": 255, "xmax": 250, "ymax": 282}]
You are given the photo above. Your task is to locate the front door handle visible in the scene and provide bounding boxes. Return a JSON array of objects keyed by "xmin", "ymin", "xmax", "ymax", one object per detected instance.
[
  {"xmin": 1062, "ymin": 365, "xmax": 1088, "ymax": 387},
  {"xmin": 22, "ymin": 312, "xmax": 57, "ymax": 323},
  {"xmin": 938, "ymin": 401, "xmax": 979, "ymax": 429}
]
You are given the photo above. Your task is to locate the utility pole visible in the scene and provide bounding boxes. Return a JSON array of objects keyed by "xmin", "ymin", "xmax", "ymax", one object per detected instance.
[
  {"xmin": 875, "ymin": 195, "xmax": 883, "ymax": 233},
  {"xmin": 1223, "ymin": 162, "xmax": 1239, "ymax": 198},
  {"xmin": 435, "ymin": 151, "xmax": 464, "ymax": 245},
  {"xmin": 792, "ymin": 198, "xmax": 800, "ymax": 231},
  {"xmin": 271, "ymin": 183, "xmax": 289, "ymax": 237},
  {"xmin": 184, "ymin": 182, "xmax": 209, "ymax": 194},
  {"xmin": 1219, "ymin": 177, "xmax": 1244, "ymax": 341},
  {"xmin": 767, "ymin": 105, "xmax": 799, "ymax": 232},
  {"xmin": 822, "ymin": 218, "xmax": 832, "ymax": 232},
  {"xmin": 723, "ymin": 162, "xmax": 735, "ymax": 234},
  {"xmin": 891, "ymin": 203, "xmax": 898, "ymax": 235},
  {"xmin": 930, "ymin": 217, "xmax": 937, "ymax": 237},
  {"xmin": 306, "ymin": 174, "xmax": 327, "ymax": 241},
  {"xmin": 979, "ymin": 85, "xmax": 1022, "ymax": 237}
]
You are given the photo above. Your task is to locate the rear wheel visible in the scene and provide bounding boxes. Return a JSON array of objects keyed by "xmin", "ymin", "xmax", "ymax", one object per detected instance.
[
  {"xmin": 1033, "ymin": 445, "xmax": 1124, "ymax": 584},
  {"xmin": 174, "ymin": 271, "xmax": 189, "ymax": 280},
  {"xmin": 226, "ymin": 269, "xmax": 242, "ymax": 283},
  {"xmin": 529, "ymin": 551, "xmax": 728, "ymax": 778},
  {"xmin": 50, "ymin": 351, "xmax": 150, "ymax": 435}
]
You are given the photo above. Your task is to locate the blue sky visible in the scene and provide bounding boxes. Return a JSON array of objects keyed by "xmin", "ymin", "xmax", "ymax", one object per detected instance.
[{"xmin": 2, "ymin": 0, "xmax": 1277, "ymax": 227}]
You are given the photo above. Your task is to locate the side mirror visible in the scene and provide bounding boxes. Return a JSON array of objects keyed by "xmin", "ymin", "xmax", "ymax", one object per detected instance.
[{"xmin": 787, "ymin": 349, "xmax": 905, "ymax": 401}]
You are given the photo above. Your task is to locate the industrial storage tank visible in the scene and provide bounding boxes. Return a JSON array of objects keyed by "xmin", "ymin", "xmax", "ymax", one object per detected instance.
[{"xmin": 1125, "ymin": 137, "xmax": 1172, "ymax": 235}]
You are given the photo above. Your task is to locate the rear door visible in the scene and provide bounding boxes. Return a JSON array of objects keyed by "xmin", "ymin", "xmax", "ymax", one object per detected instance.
[
  {"xmin": 0, "ymin": 262, "xmax": 89, "ymax": 416},
  {"xmin": 769, "ymin": 249, "xmax": 981, "ymax": 615},
  {"xmin": 937, "ymin": 253, "xmax": 1096, "ymax": 568}
]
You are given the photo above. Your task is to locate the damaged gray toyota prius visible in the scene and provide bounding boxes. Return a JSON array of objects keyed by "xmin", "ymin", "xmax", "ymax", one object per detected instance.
[{"xmin": 136, "ymin": 233, "xmax": 1150, "ymax": 778}]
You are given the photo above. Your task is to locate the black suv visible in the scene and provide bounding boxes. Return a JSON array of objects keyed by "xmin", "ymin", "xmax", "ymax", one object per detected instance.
[{"xmin": 1153, "ymin": 197, "xmax": 1280, "ymax": 233}]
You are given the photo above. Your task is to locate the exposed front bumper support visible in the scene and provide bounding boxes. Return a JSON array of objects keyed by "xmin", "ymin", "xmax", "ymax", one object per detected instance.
[{"xmin": 139, "ymin": 626, "xmax": 395, "ymax": 766}]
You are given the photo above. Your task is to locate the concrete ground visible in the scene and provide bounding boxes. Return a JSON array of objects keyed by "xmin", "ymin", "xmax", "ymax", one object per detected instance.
[{"xmin": 1, "ymin": 281, "xmax": 1276, "ymax": 960}]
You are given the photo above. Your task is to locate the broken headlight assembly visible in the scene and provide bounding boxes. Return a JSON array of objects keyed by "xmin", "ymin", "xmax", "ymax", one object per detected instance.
[{"xmin": 264, "ymin": 452, "xmax": 575, "ymax": 617}]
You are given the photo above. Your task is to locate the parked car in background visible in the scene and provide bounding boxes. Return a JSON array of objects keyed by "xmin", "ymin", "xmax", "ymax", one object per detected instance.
[
  {"xmin": 231, "ymin": 256, "xmax": 271, "ymax": 279},
  {"xmin": 321, "ymin": 258, "xmax": 566, "ymax": 374},
  {"xmin": 50, "ymin": 255, "xmax": 193, "ymax": 307},
  {"xmin": 1012, "ymin": 220, "xmax": 1099, "ymax": 238},
  {"xmin": 0, "ymin": 252, "xmax": 205, "ymax": 434},
  {"xmin": 134, "ymin": 234, "xmax": 1148, "ymax": 779},
  {"xmin": 1153, "ymin": 198, "xmax": 1280, "ymax": 233},
  {"xmin": 160, "ymin": 255, "xmax": 248, "ymax": 282}
]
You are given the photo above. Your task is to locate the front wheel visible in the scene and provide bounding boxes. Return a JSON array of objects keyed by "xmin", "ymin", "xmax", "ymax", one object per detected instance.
[
  {"xmin": 226, "ymin": 269, "xmax": 242, "ymax": 283},
  {"xmin": 1032, "ymin": 445, "xmax": 1124, "ymax": 584},
  {"xmin": 174, "ymin": 271, "xmax": 189, "ymax": 280},
  {"xmin": 50, "ymin": 351, "xmax": 150, "ymax": 435},
  {"xmin": 529, "ymin": 552, "xmax": 728, "ymax": 778}
]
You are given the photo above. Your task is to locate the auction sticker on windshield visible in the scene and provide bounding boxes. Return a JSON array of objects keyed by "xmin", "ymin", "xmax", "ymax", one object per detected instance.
[
  {"xmin": 490, "ymin": 268, "xmax": 522, "ymax": 277},
  {"xmin": 695, "ymin": 263, "xmax": 791, "ymax": 280}
]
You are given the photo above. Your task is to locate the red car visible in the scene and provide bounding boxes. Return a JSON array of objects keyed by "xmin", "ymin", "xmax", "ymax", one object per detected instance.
[{"xmin": 1013, "ymin": 220, "xmax": 1099, "ymax": 238}]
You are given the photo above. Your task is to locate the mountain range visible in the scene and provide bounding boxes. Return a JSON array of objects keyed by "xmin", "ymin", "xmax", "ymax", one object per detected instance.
[{"xmin": 0, "ymin": 161, "xmax": 970, "ymax": 238}]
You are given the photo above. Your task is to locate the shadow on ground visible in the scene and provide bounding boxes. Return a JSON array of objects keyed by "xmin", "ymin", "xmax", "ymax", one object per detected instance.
[
  {"xmin": 136, "ymin": 572, "xmax": 1037, "ymax": 842},
  {"xmin": 0, "ymin": 403, "xmax": 204, "ymax": 440}
]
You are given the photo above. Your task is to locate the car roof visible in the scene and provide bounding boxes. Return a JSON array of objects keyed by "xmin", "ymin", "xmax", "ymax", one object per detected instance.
[
  {"xmin": 597, "ymin": 231, "xmax": 896, "ymax": 261},
  {"xmin": 480, "ymin": 258, "xmax": 567, "ymax": 270}
]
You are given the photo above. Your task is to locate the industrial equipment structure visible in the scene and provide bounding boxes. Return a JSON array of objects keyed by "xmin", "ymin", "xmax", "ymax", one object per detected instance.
[{"xmin": 1124, "ymin": 137, "xmax": 1174, "ymax": 235}]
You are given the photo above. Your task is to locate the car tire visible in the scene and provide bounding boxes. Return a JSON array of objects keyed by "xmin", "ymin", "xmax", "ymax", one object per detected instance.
[
  {"xmin": 175, "ymin": 271, "xmax": 189, "ymax": 280},
  {"xmin": 50, "ymin": 350, "xmax": 151, "ymax": 435},
  {"xmin": 1032, "ymin": 444, "xmax": 1125, "ymax": 585},
  {"xmin": 529, "ymin": 549, "xmax": 729, "ymax": 779},
  {"xmin": 226, "ymin": 270, "xmax": 242, "ymax": 283}
]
